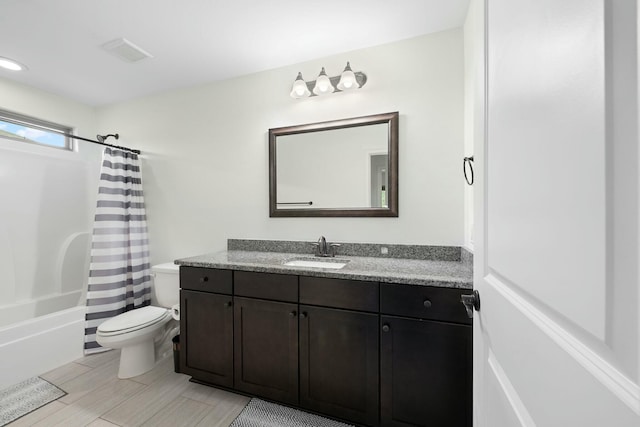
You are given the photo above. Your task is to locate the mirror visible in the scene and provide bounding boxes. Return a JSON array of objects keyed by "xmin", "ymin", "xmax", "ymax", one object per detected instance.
[{"xmin": 269, "ymin": 112, "xmax": 398, "ymax": 217}]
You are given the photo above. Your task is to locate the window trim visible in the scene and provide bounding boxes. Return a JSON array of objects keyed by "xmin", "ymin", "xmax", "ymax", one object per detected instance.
[{"xmin": 0, "ymin": 109, "xmax": 74, "ymax": 151}]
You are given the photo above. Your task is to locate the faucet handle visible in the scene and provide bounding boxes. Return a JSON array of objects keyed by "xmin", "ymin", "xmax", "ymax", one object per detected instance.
[{"xmin": 329, "ymin": 243, "xmax": 341, "ymax": 257}]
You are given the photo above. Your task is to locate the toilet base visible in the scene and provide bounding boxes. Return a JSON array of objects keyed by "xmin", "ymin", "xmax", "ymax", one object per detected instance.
[{"xmin": 117, "ymin": 339, "xmax": 155, "ymax": 379}]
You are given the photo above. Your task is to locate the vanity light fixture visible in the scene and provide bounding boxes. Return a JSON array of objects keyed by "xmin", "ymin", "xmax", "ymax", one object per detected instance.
[
  {"xmin": 0, "ymin": 56, "xmax": 27, "ymax": 71},
  {"xmin": 290, "ymin": 62, "xmax": 367, "ymax": 99}
]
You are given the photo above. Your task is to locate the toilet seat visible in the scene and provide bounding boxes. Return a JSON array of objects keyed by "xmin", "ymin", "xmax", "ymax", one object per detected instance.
[{"xmin": 97, "ymin": 306, "xmax": 170, "ymax": 337}]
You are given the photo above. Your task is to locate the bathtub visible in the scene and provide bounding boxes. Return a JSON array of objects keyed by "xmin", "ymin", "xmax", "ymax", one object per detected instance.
[{"xmin": 0, "ymin": 291, "xmax": 85, "ymax": 389}]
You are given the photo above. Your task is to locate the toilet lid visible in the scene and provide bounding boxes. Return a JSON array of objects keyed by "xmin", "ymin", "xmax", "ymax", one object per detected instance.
[
  {"xmin": 152, "ymin": 262, "xmax": 180, "ymax": 274},
  {"xmin": 98, "ymin": 306, "xmax": 170, "ymax": 334}
]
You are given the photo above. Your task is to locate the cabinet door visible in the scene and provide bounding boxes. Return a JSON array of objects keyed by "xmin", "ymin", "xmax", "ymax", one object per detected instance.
[
  {"xmin": 234, "ymin": 297, "xmax": 298, "ymax": 405},
  {"xmin": 299, "ymin": 305, "xmax": 379, "ymax": 427},
  {"xmin": 380, "ymin": 315, "xmax": 472, "ymax": 427},
  {"xmin": 180, "ymin": 290, "xmax": 233, "ymax": 387}
]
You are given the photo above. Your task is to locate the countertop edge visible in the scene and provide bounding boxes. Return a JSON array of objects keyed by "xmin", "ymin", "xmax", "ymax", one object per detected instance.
[{"xmin": 175, "ymin": 251, "xmax": 473, "ymax": 290}]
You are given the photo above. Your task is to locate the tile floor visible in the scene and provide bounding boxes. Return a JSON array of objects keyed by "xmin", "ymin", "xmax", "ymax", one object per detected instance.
[{"xmin": 9, "ymin": 350, "xmax": 250, "ymax": 427}]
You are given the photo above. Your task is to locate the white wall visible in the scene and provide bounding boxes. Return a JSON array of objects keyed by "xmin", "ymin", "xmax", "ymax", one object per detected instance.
[
  {"xmin": 0, "ymin": 78, "xmax": 102, "ymax": 309},
  {"xmin": 97, "ymin": 29, "xmax": 465, "ymax": 265},
  {"xmin": 463, "ymin": 0, "xmax": 483, "ymax": 251}
]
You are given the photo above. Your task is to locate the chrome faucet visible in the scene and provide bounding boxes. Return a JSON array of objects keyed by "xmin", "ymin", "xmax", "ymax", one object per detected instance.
[
  {"xmin": 314, "ymin": 236, "xmax": 340, "ymax": 257},
  {"xmin": 317, "ymin": 236, "xmax": 328, "ymax": 256}
]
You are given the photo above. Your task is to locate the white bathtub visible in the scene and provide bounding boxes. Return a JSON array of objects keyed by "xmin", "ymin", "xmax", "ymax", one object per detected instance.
[
  {"xmin": 0, "ymin": 290, "xmax": 84, "ymax": 328},
  {"xmin": 0, "ymin": 293, "xmax": 85, "ymax": 389}
]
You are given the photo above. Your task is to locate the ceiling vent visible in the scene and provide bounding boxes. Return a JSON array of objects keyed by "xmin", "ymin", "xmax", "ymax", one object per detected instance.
[{"xmin": 101, "ymin": 38, "xmax": 153, "ymax": 63}]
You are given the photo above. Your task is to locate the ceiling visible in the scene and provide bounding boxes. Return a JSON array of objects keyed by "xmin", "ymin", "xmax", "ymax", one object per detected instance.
[{"xmin": 0, "ymin": 0, "xmax": 470, "ymax": 107}]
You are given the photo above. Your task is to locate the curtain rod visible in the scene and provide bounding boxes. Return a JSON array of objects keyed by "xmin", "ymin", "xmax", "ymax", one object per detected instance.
[
  {"xmin": 67, "ymin": 133, "xmax": 141, "ymax": 155},
  {"xmin": 48, "ymin": 129, "xmax": 141, "ymax": 154}
]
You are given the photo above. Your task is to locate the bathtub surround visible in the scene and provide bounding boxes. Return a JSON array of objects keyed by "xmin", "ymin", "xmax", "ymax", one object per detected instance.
[
  {"xmin": 0, "ymin": 377, "xmax": 66, "ymax": 426},
  {"xmin": 84, "ymin": 147, "xmax": 152, "ymax": 354},
  {"xmin": 0, "ymin": 134, "xmax": 98, "ymax": 316},
  {"xmin": 0, "ymin": 77, "xmax": 103, "ymax": 387}
]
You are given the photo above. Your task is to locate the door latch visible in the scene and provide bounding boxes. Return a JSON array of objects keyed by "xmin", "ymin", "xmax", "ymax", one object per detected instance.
[{"xmin": 461, "ymin": 290, "xmax": 480, "ymax": 318}]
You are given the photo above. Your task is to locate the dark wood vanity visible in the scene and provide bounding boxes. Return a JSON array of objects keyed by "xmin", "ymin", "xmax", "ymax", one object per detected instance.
[{"xmin": 179, "ymin": 266, "xmax": 472, "ymax": 427}]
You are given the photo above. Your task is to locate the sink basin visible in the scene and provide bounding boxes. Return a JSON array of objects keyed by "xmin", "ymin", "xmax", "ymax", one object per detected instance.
[{"xmin": 283, "ymin": 258, "xmax": 349, "ymax": 269}]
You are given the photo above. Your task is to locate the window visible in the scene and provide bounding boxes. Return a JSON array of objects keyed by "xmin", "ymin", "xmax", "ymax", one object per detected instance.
[{"xmin": 0, "ymin": 109, "xmax": 72, "ymax": 150}]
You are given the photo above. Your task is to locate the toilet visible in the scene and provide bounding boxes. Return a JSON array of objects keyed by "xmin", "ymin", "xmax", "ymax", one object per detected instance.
[{"xmin": 96, "ymin": 262, "xmax": 180, "ymax": 379}]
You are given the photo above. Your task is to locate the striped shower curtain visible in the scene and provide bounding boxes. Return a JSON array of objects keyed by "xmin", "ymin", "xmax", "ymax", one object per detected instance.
[{"xmin": 84, "ymin": 147, "xmax": 151, "ymax": 354}]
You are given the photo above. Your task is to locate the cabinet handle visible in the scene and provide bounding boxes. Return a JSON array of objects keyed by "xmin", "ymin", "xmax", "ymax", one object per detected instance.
[
  {"xmin": 300, "ymin": 312, "xmax": 307, "ymax": 319},
  {"xmin": 200, "ymin": 276, "xmax": 209, "ymax": 283},
  {"xmin": 224, "ymin": 301, "xmax": 232, "ymax": 308},
  {"xmin": 423, "ymin": 299, "xmax": 432, "ymax": 308},
  {"xmin": 289, "ymin": 311, "xmax": 297, "ymax": 317},
  {"xmin": 382, "ymin": 324, "xmax": 390, "ymax": 332}
]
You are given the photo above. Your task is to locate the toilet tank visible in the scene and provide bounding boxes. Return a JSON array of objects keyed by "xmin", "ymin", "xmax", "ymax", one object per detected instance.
[{"xmin": 151, "ymin": 263, "xmax": 180, "ymax": 308}]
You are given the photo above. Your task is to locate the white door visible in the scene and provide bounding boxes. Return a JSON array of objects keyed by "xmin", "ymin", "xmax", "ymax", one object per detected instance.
[{"xmin": 473, "ymin": 0, "xmax": 640, "ymax": 426}]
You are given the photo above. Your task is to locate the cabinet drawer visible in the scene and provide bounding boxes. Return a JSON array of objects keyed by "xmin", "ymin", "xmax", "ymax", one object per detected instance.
[
  {"xmin": 180, "ymin": 266, "xmax": 232, "ymax": 294},
  {"xmin": 380, "ymin": 283, "xmax": 471, "ymax": 325},
  {"xmin": 300, "ymin": 276, "xmax": 379, "ymax": 312},
  {"xmin": 234, "ymin": 271, "xmax": 298, "ymax": 302}
]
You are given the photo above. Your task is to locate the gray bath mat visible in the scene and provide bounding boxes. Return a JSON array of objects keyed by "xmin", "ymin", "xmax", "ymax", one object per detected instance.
[
  {"xmin": 0, "ymin": 377, "xmax": 66, "ymax": 426},
  {"xmin": 230, "ymin": 398, "xmax": 354, "ymax": 427}
]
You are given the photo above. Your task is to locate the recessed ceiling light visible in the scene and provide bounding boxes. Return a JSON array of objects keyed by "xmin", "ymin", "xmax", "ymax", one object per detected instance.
[{"xmin": 0, "ymin": 56, "xmax": 27, "ymax": 71}]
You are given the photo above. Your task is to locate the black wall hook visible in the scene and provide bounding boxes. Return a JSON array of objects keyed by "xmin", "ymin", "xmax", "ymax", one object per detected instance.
[{"xmin": 463, "ymin": 156, "xmax": 474, "ymax": 186}]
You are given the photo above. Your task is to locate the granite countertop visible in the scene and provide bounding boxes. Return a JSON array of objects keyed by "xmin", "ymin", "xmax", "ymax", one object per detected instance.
[{"xmin": 175, "ymin": 248, "xmax": 473, "ymax": 290}]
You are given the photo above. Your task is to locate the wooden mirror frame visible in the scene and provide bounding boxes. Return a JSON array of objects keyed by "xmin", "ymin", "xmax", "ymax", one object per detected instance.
[{"xmin": 269, "ymin": 111, "xmax": 399, "ymax": 217}]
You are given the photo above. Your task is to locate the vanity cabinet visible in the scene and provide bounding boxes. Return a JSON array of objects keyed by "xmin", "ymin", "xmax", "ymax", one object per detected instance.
[
  {"xmin": 179, "ymin": 267, "xmax": 233, "ymax": 387},
  {"xmin": 179, "ymin": 266, "xmax": 472, "ymax": 427},
  {"xmin": 379, "ymin": 284, "xmax": 472, "ymax": 427}
]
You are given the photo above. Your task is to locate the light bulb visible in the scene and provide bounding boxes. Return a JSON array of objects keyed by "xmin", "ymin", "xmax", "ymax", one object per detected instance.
[
  {"xmin": 337, "ymin": 62, "xmax": 359, "ymax": 91},
  {"xmin": 290, "ymin": 72, "xmax": 310, "ymax": 99},
  {"xmin": 313, "ymin": 67, "xmax": 334, "ymax": 96}
]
